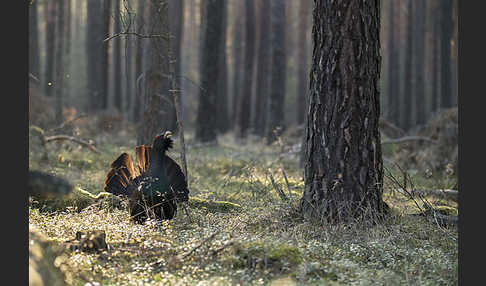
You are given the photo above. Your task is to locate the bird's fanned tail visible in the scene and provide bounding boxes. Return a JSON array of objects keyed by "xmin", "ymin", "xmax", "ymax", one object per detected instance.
[{"xmin": 104, "ymin": 153, "xmax": 138, "ymax": 197}]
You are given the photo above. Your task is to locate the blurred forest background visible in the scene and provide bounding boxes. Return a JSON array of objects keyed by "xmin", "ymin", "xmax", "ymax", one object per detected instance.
[{"xmin": 28, "ymin": 0, "xmax": 458, "ymax": 144}]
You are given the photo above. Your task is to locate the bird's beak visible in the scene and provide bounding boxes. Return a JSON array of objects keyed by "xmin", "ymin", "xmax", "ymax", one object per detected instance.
[{"xmin": 164, "ymin": 131, "xmax": 172, "ymax": 138}]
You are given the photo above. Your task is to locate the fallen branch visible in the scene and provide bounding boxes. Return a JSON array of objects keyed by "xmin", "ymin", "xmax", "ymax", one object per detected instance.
[
  {"xmin": 280, "ymin": 167, "xmax": 292, "ymax": 202},
  {"xmin": 44, "ymin": 135, "xmax": 100, "ymax": 154},
  {"xmin": 181, "ymin": 230, "xmax": 220, "ymax": 259},
  {"xmin": 379, "ymin": 118, "xmax": 406, "ymax": 137},
  {"xmin": 47, "ymin": 113, "xmax": 88, "ymax": 133},
  {"xmin": 381, "ymin": 136, "xmax": 438, "ymax": 145}
]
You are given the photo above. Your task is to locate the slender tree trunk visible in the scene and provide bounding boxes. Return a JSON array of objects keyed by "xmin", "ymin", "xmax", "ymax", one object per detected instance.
[
  {"xmin": 113, "ymin": 0, "xmax": 123, "ymax": 112},
  {"xmin": 125, "ymin": 0, "xmax": 134, "ymax": 119},
  {"xmin": 138, "ymin": 0, "xmax": 171, "ymax": 145},
  {"xmin": 414, "ymin": 0, "xmax": 426, "ymax": 126},
  {"xmin": 431, "ymin": 0, "xmax": 441, "ymax": 113},
  {"xmin": 440, "ymin": 0, "xmax": 453, "ymax": 109},
  {"xmin": 300, "ymin": 0, "xmax": 387, "ymax": 223},
  {"xmin": 296, "ymin": 0, "xmax": 310, "ymax": 126},
  {"xmin": 29, "ymin": 0, "xmax": 40, "ymax": 79},
  {"xmin": 101, "ymin": 0, "xmax": 112, "ymax": 110},
  {"xmin": 253, "ymin": 0, "xmax": 271, "ymax": 137},
  {"xmin": 169, "ymin": 0, "xmax": 184, "ymax": 133},
  {"xmin": 44, "ymin": 0, "xmax": 57, "ymax": 97},
  {"xmin": 266, "ymin": 0, "xmax": 286, "ymax": 144},
  {"xmin": 236, "ymin": 0, "xmax": 256, "ymax": 139},
  {"xmin": 134, "ymin": 0, "xmax": 146, "ymax": 122},
  {"xmin": 195, "ymin": 0, "xmax": 224, "ymax": 142},
  {"xmin": 216, "ymin": 1, "xmax": 229, "ymax": 133},
  {"xmin": 64, "ymin": 0, "xmax": 72, "ymax": 102},
  {"xmin": 231, "ymin": 1, "xmax": 244, "ymax": 130},
  {"xmin": 55, "ymin": 0, "xmax": 65, "ymax": 124},
  {"xmin": 87, "ymin": 0, "xmax": 102, "ymax": 111},
  {"xmin": 387, "ymin": 0, "xmax": 399, "ymax": 125},
  {"xmin": 402, "ymin": 0, "xmax": 413, "ymax": 131}
]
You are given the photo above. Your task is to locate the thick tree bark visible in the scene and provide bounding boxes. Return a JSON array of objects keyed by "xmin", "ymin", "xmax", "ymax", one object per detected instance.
[
  {"xmin": 55, "ymin": 0, "xmax": 65, "ymax": 124},
  {"xmin": 414, "ymin": 0, "xmax": 426, "ymax": 126},
  {"xmin": 253, "ymin": 0, "xmax": 271, "ymax": 137},
  {"xmin": 402, "ymin": 0, "xmax": 413, "ymax": 131},
  {"xmin": 29, "ymin": 1, "xmax": 40, "ymax": 79},
  {"xmin": 44, "ymin": 0, "xmax": 57, "ymax": 97},
  {"xmin": 86, "ymin": 0, "xmax": 103, "ymax": 111},
  {"xmin": 138, "ymin": 0, "xmax": 171, "ymax": 145},
  {"xmin": 296, "ymin": 0, "xmax": 310, "ymax": 126},
  {"xmin": 195, "ymin": 0, "xmax": 224, "ymax": 143},
  {"xmin": 266, "ymin": 0, "xmax": 286, "ymax": 144},
  {"xmin": 113, "ymin": 0, "xmax": 123, "ymax": 112},
  {"xmin": 299, "ymin": 0, "xmax": 387, "ymax": 223},
  {"xmin": 236, "ymin": 0, "xmax": 256, "ymax": 139},
  {"xmin": 440, "ymin": 0, "xmax": 453, "ymax": 109}
]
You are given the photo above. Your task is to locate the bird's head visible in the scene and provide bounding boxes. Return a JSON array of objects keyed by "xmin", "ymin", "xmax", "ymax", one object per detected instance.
[{"xmin": 153, "ymin": 131, "xmax": 173, "ymax": 152}]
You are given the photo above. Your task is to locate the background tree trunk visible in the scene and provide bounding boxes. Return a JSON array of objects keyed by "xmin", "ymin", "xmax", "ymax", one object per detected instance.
[
  {"xmin": 134, "ymin": 0, "xmax": 147, "ymax": 122},
  {"xmin": 231, "ymin": 1, "xmax": 244, "ymax": 130},
  {"xmin": 64, "ymin": 0, "xmax": 72, "ymax": 103},
  {"xmin": 402, "ymin": 0, "xmax": 413, "ymax": 131},
  {"xmin": 55, "ymin": 0, "xmax": 65, "ymax": 124},
  {"xmin": 266, "ymin": 0, "xmax": 286, "ymax": 144},
  {"xmin": 44, "ymin": 0, "xmax": 57, "ymax": 97},
  {"xmin": 253, "ymin": 0, "xmax": 271, "ymax": 137},
  {"xmin": 138, "ymin": 0, "xmax": 171, "ymax": 145},
  {"xmin": 101, "ymin": 0, "xmax": 112, "ymax": 110},
  {"xmin": 440, "ymin": 0, "xmax": 453, "ymax": 109},
  {"xmin": 414, "ymin": 0, "xmax": 426, "ymax": 126},
  {"xmin": 296, "ymin": 0, "xmax": 310, "ymax": 126},
  {"xmin": 29, "ymin": 0, "xmax": 40, "ymax": 79},
  {"xmin": 195, "ymin": 0, "xmax": 224, "ymax": 143},
  {"xmin": 113, "ymin": 0, "xmax": 123, "ymax": 112},
  {"xmin": 431, "ymin": 0, "xmax": 441, "ymax": 113},
  {"xmin": 87, "ymin": 0, "xmax": 103, "ymax": 112},
  {"xmin": 169, "ymin": 0, "xmax": 184, "ymax": 133},
  {"xmin": 216, "ymin": 1, "xmax": 229, "ymax": 134},
  {"xmin": 299, "ymin": 0, "xmax": 386, "ymax": 222},
  {"xmin": 236, "ymin": 0, "xmax": 255, "ymax": 139},
  {"xmin": 387, "ymin": 0, "xmax": 400, "ymax": 126}
]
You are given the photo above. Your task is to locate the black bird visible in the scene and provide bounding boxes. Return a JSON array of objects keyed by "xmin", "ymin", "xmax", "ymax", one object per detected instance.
[{"xmin": 104, "ymin": 131, "xmax": 189, "ymax": 223}]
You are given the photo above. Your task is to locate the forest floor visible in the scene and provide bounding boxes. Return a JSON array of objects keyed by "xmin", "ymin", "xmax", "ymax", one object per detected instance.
[{"xmin": 29, "ymin": 121, "xmax": 458, "ymax": 286}]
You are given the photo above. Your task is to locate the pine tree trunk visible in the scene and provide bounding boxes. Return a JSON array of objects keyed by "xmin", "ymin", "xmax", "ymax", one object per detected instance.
[
  {"xmin": 431, "ymin": 0, "xmax": 441, "ymax": 113},
  {"xmin": 387, "ymin": 0, "xmax": 400, "ymax": 125},
  {"xmin": 253, "ymin": 0, "xmax": 271, "ymax": 137},
  {"xmin": 44, "ymin": 0, "xmax": 57, "ymax": 97},
  {"xmin": 101, "ymin": 0, "xmax": 112, "ymax": 110},
  {"xmin": 236, "ymin": 0, "xmax": 255, "ymax": 139},
  {"xmin": 414, "ymin": 0, "xmax": 426, "ymax": 126},
  {"xmin": 403, "ymin": 0, "xmax": 413, "ymax": 131},
  {"xmin": 87, "ymin": 0, "xmax": 103, "ymax": 112},
  {"xmin": 296, "ymin": 0, "xmax": 310, "ymax": 126},
  {"xmin": 231, "ymin": 1, "xmax": 244, "ymax": 130},
  {"xmin": 29, "ymin": 0, "xmax": 40, "ymax": 79},
  {"xmin": 440, "ymin": 0, "xmax": 453, "ymax": 109},
  {"xmin": 216, "ymin": 1, "xmax": 229, "ymax": 133},
  {"xmin": 195, "ymin": 0, "xmax": 224, "ymax": 143},
  {"xmin": 55, "ymin": 0, "xmax": 65, "ymax": 124},
  {"xmin": 266, "ymin": 0, "xmax": 286, "ymax": 144},
  {"xmin": 138, "ymin": 0, "xmax": 171, "ymax": 145},
  {"xmin": 169, "ymin": 0, "xmax": 184, "ymax": 133},
  {"xmin": 134, "ymin": 0, "xmax": 147, "ymax": 122},
  {"xmin": 299, "ymin": 0, "xmax": 387, "ymax": 223},
  {"xmin": 113, "ymin": 0, "xmax": 123, "ymax": 112},
  {"xmin": 64, "ymin": 0, "xmax": 72, "ymax": 103}
]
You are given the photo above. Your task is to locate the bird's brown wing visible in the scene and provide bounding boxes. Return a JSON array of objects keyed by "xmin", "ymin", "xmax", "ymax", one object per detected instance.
[
  {"xmin": 135, "ymin": 145, "xmax": 152, "ymax": 176},
  {"xmin": 104, "ymin": 153, "xmax": 138, "ymax": 196}
]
